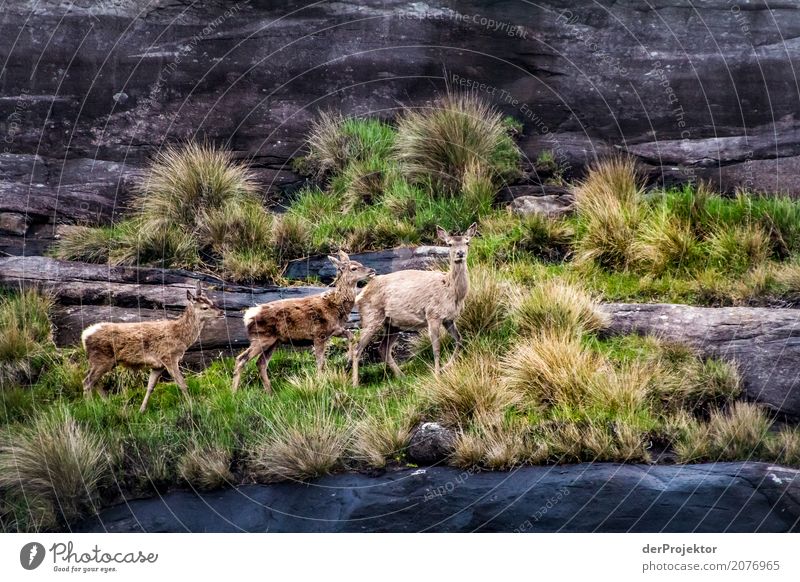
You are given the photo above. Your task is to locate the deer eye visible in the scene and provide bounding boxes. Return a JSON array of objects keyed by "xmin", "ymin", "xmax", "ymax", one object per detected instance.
[{"xmin": 350, "ymin": 266, "xmax": 357, "ymax": 271}]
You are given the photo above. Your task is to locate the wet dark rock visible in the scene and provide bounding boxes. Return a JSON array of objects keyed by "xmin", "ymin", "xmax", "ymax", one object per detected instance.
[
  {"xmin": 407, "ymin": 423, "xmax": 457, "ymax": 464},
  {"xmin": 77, "ymin": 462, "xmax": 800, "ymax": 533}
]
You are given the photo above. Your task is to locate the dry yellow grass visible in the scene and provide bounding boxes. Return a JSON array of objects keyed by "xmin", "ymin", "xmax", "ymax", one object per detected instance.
[{"xmin": 511, "ymin": 279, "xmax": 608, "ymax": 337}]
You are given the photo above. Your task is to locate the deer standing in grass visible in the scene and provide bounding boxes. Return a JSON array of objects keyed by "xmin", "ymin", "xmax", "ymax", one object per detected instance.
[
  {"xmin": 352, "ymin": 223, "xmax": 477, "ymax": 384},
  {"xmin": 231, "ymin": 251, "xmax": 375, "ymax": 392},
  {"xmin": 81, "ymin": 282, "xmax": 223, "ymax": 413}
]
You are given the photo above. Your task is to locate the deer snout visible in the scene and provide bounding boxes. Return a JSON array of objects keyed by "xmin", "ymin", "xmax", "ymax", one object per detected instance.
[{"xmin": 455, "ymin": 250, "xmax": 466, "ymax": 261}]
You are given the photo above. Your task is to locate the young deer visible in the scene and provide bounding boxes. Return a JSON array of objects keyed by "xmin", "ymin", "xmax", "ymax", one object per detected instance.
[
  {"xmin": 352, "ymin": 223, "xmax": 477, "ymax": 384},
  {"xmin": 231, "ymin": 251, "xmax": 375, "ymax": 392},
  {"xmin": 81, "ymin": 282, "xmax": 223, "ymax": 413}
]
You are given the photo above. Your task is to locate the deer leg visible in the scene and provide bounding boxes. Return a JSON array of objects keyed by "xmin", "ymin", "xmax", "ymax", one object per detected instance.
[
  {"xmin": 256, "ymin": 343, "xmax": 277, "ymax": 394},
  {"xmin": 428, "ymin": 319, "xmax": 443, "ymax": 376},
  {"xmin": 382, "ymin": 328, "xmax": 404, "ymax": 378},
  {"xmin": 83, "ymin": 360, "xmax": 112, "ymax": 399},
  {"xmin": 313, "ymin": 336, "xmax": 328, "ymax": 373},
  {"xmin": 165, "ymin": 359, "xmax": 189, "ymax": 398},
  {"xmin": 443, "ymin": 319, "xmax": 463, "ymax": 369},
  {"xmin": 353, "ymin": 321, "xmax": 383, "ymax": 387},
  {"xmin": 231, "ymin": 342, "xmax": 265, "ymax": 392},
  {"xmin": 139, "ymin": 368, "xmax": 164, "ymax": 413}
]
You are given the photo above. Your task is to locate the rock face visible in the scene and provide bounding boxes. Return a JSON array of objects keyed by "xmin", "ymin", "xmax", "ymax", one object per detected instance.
[
  {"xmin": 2, "ymin": 1, "xmax": 799, "ymax": 253},
  {"xmin": 78, "ymin": 463, "xmax": 800, "ymax": 533},
  {"xmin": 602, "ymin": 303, "xmax": 800, "ymax": 420}
]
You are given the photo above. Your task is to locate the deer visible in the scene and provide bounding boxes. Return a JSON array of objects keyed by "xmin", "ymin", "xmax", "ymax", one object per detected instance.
[
  {"xmin": 80, "ymin": 282, "xmax": 223, "ymax": 413},
  {"xmin": 230, "ymin": 250, "xmax": 376, "ymax": 392},
  {"xmin": 351, "ymin": 223, "xmax": 477, "ymax": 384}
]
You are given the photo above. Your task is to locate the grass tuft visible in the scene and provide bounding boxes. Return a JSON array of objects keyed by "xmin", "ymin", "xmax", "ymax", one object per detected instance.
[
  {"xmin": 511, "ymin": 279, "xmax": 608, "ymax": 337},
  {"xmin": 0, "ymin": 406, "xmax": 108, "ymax": 530},
  {"xmin": 395, "ymin": 93, "xmax": 521, "ymax": 193}
]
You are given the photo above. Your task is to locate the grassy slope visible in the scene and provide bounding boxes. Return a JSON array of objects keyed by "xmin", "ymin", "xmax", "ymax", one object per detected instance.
[{"xmin": 5, "ymin": 105, "xmax": 800, "ymax": 531}]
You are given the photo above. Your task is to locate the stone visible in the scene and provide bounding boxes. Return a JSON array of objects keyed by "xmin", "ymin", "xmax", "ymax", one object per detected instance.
[
  {"xmin": 0, "ymin": 212, "xmax": 28, "ymax": 236},
  {"xmin": 407, "ymin": 422, "xmax": 457, "ymax": 464},
  {"xmin": 509, "ymin": 194, "xmax": 574, "ymax": 218}
]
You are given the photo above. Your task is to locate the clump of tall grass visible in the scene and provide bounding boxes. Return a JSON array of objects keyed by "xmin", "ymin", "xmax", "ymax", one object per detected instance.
[
  {"xmin": 0, "ymin": 406, "xmax": 109, "ymax": 530},
  {"xmin": 511, "ymin": 279, "xmax": 608, "ymax": 337},
  {"xmin": 501, "ymin": 331, "xmax": 601, "ymax": 408},
  {"xmin": 349, "ymin": 404, "xmax": 412, "ymax": 468},
  {"xmin": 456, "ymin": 265, "xmax": 512, "ymax": 337},
  {"xmin": 0, "ymin": 290, "xmax": 54, "ymax": 389},
  {"xmin": 251, "ymin": 401, "xmax": 349, "ymax": 482},
  {"xmin": 674, "ymin": 402, "xmax": 773, "ymax": 463},
  {"xmin": 395, "ymin": 93, "xmax": 521, "ymax": 194},
  {"xmin": 299, "ymin": 113, "xmax": 396, "ymax": 178},
  {"xmin": 178, "ymin": 445, "xmax": 233, "ymax": 491},
  {"xmin": 53, "ymin": 142, "xmax": 280, "ymax": 282},
  {"xmin": 707, "ymin": 223, "xmax": 771, "ymax": 274},
  {"xmin": 574, "ymin": 156, "xmax": 644, "ymax": 269},
  {"xmin": 633, "ymin": 208, "xmax": 701, "ymax": 274},
  {"xmin": 421, "ymin": 349, "xmax": 522, "ymax": 427}
]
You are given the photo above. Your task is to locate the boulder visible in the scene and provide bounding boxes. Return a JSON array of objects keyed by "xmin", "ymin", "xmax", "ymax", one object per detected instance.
[
  {"xmin": 77, "ymin": 462, "xmax": 800, "ymax": 533},
  {"xmin": 509, "ymin": 194, "xmax": 574, "ymax": 219},
  {"xmin": 407, "ymin": 423, "xmax": 457, "ymax": 464}
]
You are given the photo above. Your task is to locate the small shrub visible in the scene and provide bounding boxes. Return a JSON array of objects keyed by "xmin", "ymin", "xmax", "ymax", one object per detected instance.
[
  {"xmin": 395, "ymin": 93, "xmax": 521, "ymax": 194},
  {"xmin": 461, "ymin": 160, "xmax": 497, "ymax": 215},
  {"xmin": 0, "ymin": 407, "xmax": 108, "ymax": 529},
  {"xmin": 178, "ymin": 446, "xmax": 233, "ymax": 491},
  {"xmin": 202, "ymin": 197, "xmax": 274, "ymax": 253},
  {"xmin": 332, "ymin": 157, "xmax": 399, "ymax": 210},
  {"xmin": 451, "ymin": 416, "xmax": 527, "ymax": 470},
  {"xmin": 511, "ymin": 279, "xmax": 608, "ymax": 337}
]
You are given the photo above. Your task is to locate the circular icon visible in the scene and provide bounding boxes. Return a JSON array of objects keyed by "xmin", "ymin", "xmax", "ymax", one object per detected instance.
[{"xmin": 20, "ymin": 542, "xmax": 45, "ymax": 570}]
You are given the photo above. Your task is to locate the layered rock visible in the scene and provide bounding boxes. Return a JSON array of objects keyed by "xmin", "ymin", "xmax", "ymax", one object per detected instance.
[{"xmin": 2, "ymin": 1, "xmax": 799, "ymax": 254}]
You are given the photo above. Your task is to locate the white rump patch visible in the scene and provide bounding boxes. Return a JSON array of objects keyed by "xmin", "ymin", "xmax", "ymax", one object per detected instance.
[
  {"xmin": 243, "ymin": 306, "xmax": 261, "ymax": 327},
  {"xmin": 80, "ymin": 323, "xmax": 105, "ymax": 349}
]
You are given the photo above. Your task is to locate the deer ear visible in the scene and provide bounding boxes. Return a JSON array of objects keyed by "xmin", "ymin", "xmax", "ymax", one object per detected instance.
[
  {"xmin": 338, "ymin": 249, "xmax": 350, "ymax": 262},
  {"xmin": 186, "ymin": 289, "xmax": 195, "ymax": 301},
  {"xmin": 465, "ymin": 222, "xmax": 478, "ymax": 238},
  {"xmin": 436, "ymin": 225, "xmax": 450, "ymax": 243},
  {"xmin": 327, "ymin": 255, "xmax": 342, "ymax": 269}
]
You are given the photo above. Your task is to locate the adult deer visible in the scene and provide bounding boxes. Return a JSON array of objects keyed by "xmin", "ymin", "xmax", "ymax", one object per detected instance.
[{"xmin": 352, "ymin": 223, "xmax": 477, "ymax": 384}]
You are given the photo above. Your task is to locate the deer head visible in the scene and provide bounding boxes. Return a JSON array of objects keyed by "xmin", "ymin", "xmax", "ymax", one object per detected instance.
[
  {"xmin": 329, "ymin": 250, "xmax": 376, "ymax": 287},
  {"xmin": 437, "ymin": 222, "xmax": 477, "ymax": 265},
  {"xmin": 187, "ymin": 282, "xmax": 224, "ymax": 321}
]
